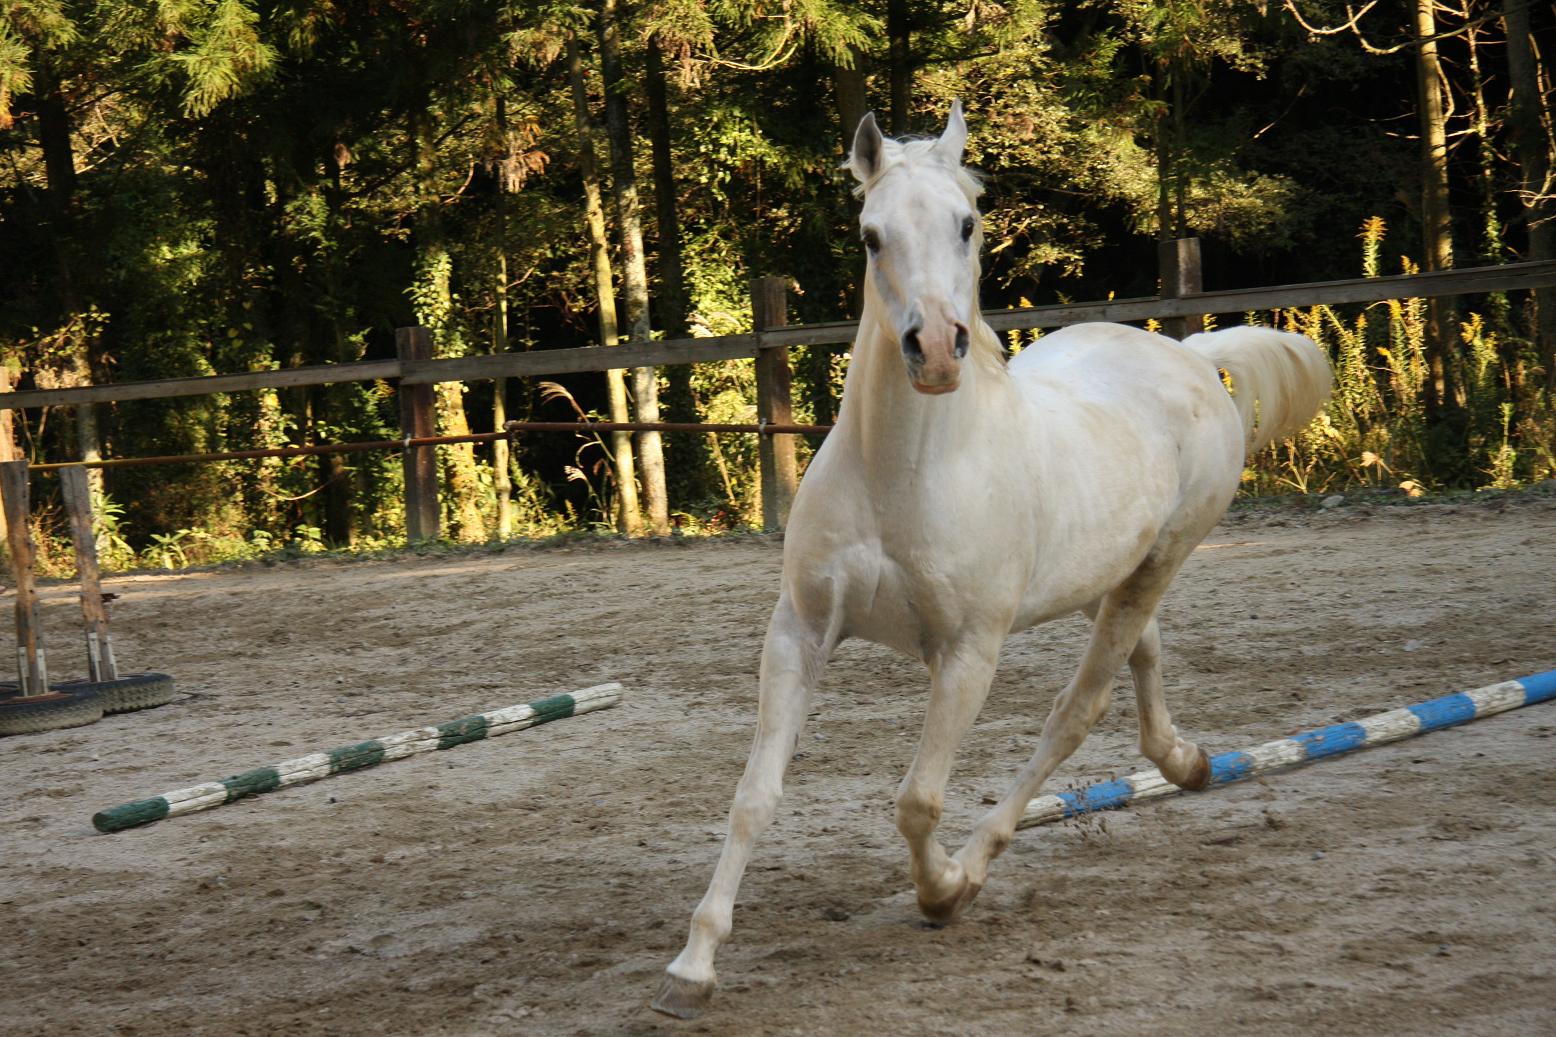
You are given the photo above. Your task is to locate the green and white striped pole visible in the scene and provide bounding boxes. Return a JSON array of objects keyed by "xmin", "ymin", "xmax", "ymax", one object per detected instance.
[{"xmin": 93, "ymin": 682, "xmax": 624, "ymax": 833}]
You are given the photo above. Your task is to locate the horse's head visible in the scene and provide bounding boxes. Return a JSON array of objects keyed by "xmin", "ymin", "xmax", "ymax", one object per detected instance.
[{"xmin": 848, "ymin": 101, "xmax": 982, "ymax": 396}]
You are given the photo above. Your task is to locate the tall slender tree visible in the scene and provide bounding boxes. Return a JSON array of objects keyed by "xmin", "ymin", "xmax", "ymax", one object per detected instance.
[
  {"xmin": 597, "ymin": 0, "xmax": 670, "ymax": 535},
  {"xmin": 1503, "ymin": 0, "xmax": 1555, "ymax": 375},
  {"xmin": 1412, "ymin": 0, "xmax": 1456, "ymax": 415},
  {"xmin": 567, "ymin": 32, "xmax": 644, "ymax": 535}
]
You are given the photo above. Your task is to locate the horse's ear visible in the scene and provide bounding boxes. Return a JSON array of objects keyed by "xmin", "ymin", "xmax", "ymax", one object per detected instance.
[
  {"xmin": 936, "ymin": 99, "xmax": 967, "ymax": 166},
  {"xmin": 848, "ymin": 111, "xmax": 884, "ymax": 183}
]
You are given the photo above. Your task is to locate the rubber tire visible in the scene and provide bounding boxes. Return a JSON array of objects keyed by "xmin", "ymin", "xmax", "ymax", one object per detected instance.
[
  {"xmin": 0, "ymin": 684, "xmax": 105, "ymax": 736},
  {"xmin": 54, "ymin": 672, "xmax": 176, "ymax": 715}
]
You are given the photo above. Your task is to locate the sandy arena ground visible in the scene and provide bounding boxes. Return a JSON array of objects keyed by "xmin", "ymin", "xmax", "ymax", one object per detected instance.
[{"xmin": 3, "ymin": 494, "xmax": 1555, "ymax": 1036}]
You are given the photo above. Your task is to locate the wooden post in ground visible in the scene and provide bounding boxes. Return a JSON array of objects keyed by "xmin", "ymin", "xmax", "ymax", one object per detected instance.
[
  {"xmin": 60, "ymin": 466, "xmax": 116, "ymax": 682},
  {"xmin": 1158, "ymin": 237, "xmax": 1205, "ymax": 340},
  {"xmin": 396, "ymin": 327, "xmax": 440, "ymax": 542},
  {"xmin": 752, "ymin": 277, "xmax": 798, "ymax": 532},
  {"xmin": 0, "ymin": 367, "xmax": 15, "ymax": 550},
  {"xmin": 0, "ymin": 460, "xmax": 47, "ymax": 695}
]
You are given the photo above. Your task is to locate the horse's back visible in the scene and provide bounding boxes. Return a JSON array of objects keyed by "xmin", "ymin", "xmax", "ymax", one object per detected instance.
[
  {"xmin": 1011, "ymin": 322, "xmax": 1221, "ymax": 402},
  {"xmin": 1010, "ymin": 322, "xmax": 1239, "ymax": 451}
]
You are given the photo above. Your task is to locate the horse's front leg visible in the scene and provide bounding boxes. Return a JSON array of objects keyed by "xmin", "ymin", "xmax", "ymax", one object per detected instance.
[
  {"xmin": 653, "ymin": 596, "xmax": 830, "ymax": 1019},
  {"xmin": 897, "ymin": 636, "xmax": 1001, "ymax": 924}
]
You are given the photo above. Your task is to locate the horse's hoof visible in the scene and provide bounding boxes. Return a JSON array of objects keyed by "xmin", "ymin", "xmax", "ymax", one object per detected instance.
[
  {"xmin": 651, "ymin": 971, "xmax": 716, "ymax": 1020},
  {"xmin": 1178, "ymin": 746, "xmax": 1213, "ymax": 791},
  {"xmin": 916, "ymin": 864, "xmax": 984, "ymax": 926}
]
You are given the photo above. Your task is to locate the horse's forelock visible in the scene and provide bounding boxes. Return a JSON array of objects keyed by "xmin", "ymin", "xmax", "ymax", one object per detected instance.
[{"xmin": 849, "ymin": 137, "xmax": 984, "ymax": 205}]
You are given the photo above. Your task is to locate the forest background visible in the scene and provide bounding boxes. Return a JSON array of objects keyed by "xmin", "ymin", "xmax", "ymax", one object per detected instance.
[{"xmin": 2, "ymin": 0, "xmax": 1554, "ymax": 569}]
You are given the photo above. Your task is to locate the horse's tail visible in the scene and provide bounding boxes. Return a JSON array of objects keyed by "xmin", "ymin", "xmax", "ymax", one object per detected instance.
[{"xmin": 1182, "ymin": 328, "xmax": 1332, "ymax": 454}]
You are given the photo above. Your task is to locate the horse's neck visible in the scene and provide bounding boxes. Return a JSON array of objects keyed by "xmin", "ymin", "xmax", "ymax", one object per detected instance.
[{"xmin": 834, "ymin": 289, "xmax": 1016, "ymax": 477}]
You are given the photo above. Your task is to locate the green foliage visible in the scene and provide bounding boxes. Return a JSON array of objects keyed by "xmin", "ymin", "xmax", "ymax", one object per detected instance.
[
  {"xmin": 1243, "ymin": 218, "xmax": 1554, "ymax": 496},
  {"xmin": 2, "ymin": 0, "xmax": 1551, "ymax": 560}
]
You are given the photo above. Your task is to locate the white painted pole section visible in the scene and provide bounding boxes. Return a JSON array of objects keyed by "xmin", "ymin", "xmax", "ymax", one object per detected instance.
[{"xmin": 1018, "ymin": 670, "xmax": 1556, "ymax": 828}]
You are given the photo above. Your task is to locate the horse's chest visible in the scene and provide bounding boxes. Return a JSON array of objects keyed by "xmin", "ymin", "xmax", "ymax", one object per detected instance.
[{"xmin": 837, "ymin": 547, "xmax": 1017, "ymax": 659}]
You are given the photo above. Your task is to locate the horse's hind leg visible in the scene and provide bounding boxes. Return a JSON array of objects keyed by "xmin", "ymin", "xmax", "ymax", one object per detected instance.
[
  {"xmin": 654, "ymin": 597, "xmax": 829, "ymax": 1020},
  {"xmin": 946, "ymin": 558, "xmax": 1187, "ymax": 910},
  {"xmin": 1127, "ymin": 617, "xmax": 1211, "ymax": 790}
]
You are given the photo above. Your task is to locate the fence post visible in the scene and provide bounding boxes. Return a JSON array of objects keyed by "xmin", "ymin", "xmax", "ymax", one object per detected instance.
[
  {"xmin": 1, "ymin": 460, "xmax": 47, "ymax": 695},
  {"xmin": 60, "ymin": 466, "xmax": 116, "ymax": 681},
  {"xmin": 396, "ymin": 327, "xmax": 440, "ymax": 542},
  {"xmin": 752, "ymin": 277, "xmax": 798, "ymax": 532},
  {"xmin": 1158, "ymin": 237, "xmax": 1205, "ymax": 340},
  {"xmin": 0, "ymin": 366, "xmax": 14, "ymax": 549}
]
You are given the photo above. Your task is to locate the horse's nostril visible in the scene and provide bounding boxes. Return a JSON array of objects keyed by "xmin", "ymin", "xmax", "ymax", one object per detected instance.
[
  {"xmin": 902, "ymin": 327, "xmax": 923, "ymax": 360},
  {"xmin": 954, "ymin": 326, "xmax": 969, "ymax": 359}
]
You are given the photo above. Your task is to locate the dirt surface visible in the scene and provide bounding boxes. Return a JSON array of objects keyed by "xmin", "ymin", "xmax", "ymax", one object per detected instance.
[{"xmin": 4, "ymin": 495, "xmax": 1556, "ymax": 1036}]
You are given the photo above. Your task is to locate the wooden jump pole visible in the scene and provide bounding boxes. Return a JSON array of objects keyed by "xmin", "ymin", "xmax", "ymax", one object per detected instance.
[
  {"xmin": 59, "ymin": 466, "xmax": 117, "ymax": 681},
  {"xmin": 1018, "ymin": 668, "xmax": 1556, "ymax": 828},
  {"xmin": 0, "ymin": 460, "xmax": 48, "ymax": 695},
  {"xmin": 92, "ymin": 682, "xmax": 625, "ymax": 833}
]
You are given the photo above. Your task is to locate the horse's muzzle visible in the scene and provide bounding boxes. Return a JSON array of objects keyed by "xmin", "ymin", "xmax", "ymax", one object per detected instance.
[{"xmin": 903, "ymin": 322, "xmax": 968, "ymax": 394}]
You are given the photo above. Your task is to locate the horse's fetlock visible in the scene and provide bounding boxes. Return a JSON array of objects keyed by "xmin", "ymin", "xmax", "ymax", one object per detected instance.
[
  {"xmin": 691, "ymin": 904, "xmax": 733, "ymax": 945},
  {"xmin": 895, "ymin": 785, "xmax": 943, "ymax": 834},
  {"xmin": 1139, "ymin": 732, "xmax": 1174, "ymax": 761}
]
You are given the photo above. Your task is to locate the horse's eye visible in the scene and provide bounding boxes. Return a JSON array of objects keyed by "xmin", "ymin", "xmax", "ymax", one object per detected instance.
[
  {"xmin": 960, "ymin": 215, "xmax": 976, "ymax": 242},
  {"xmin": 862, "ymin": 228, "xmax": 881, "ymax": 252}
]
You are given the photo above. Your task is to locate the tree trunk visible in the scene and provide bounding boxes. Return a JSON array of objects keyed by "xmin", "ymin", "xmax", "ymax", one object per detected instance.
[
  {"xmin": 887, "ymin": 0, "xmax": 912, "ymax": 135},
  {"xmin": 411, "ymin": 109, "xmax": 486, "ymax": 542},
  {"xmin": 320, "ymin": 162, "xmax": 356, "ymax": 546},
  {"xmin": 1153, "ymin": 57, "xmax": 1176, "ymax": 242},
  {"xmin": 597, "ymin": 0, "xmax": 670, "ymax": 535},
  {"xmin": 491, "ymin": 95, "xmax": 515, "ymax": 539},
  {"xmin": 1465, "ymin": 26, "xmax": 1502, "ymax": 266},
  {"xmin": 492, "ymin": 250, "xmax": 513, "ymax": 539},
  {"xmin": 645, "ymin": 33, "xmax": 709, "ymax": 502},
  {"xmin": 36, "ymin": 53, "xmax": 102, "ymax": 499},
  {"xmin": 1503, "ymin": 0, "xmax": 1556, "ymax": 381},
  {"xmin": 567, "ymin": 33, "xmax": 643, "ymax": 536},
  {"xmin": 834, "ymin": 50, "xmax": 868, "ymax": 147},
  {"xmin": 1413, "ymin": 0, "xmax": 1457, "ymax": 414},
  {"xmin": 645, "ymin": 37, "xmax": 688, "ymax": 340}
]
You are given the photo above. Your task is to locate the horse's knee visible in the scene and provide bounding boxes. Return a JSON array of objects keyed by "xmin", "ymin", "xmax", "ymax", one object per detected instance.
[{"xmin": 729, "ymin": 784, "xmax": 781, "ymax": 841}]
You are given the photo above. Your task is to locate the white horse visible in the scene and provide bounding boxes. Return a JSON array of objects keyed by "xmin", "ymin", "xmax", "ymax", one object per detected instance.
[{"xmin": 653, "ymin": 102, "xmax": 1331, "ymax": 1019}]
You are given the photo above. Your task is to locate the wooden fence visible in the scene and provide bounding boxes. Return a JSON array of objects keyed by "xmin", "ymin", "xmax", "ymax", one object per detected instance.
[{"xmin": 1, "ymin": 248, "xmax": 1553, "ymax": 537}]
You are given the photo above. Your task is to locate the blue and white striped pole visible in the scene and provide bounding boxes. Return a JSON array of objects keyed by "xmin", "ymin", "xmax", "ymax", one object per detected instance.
[{"xmin": 1019, "ymin": 669, "xmax": 1556, "ymax": 828}]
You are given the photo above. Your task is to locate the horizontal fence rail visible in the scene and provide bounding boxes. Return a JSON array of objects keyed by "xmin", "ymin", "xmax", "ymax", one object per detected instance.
[
  {"xmin": 26, "ymin": 421, "xmax": 834, "ymax": 472},
  {"xmin": 4, "ymin": 260, "xmax": 1552, "ymax": 413}
]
